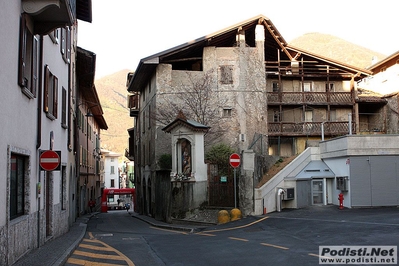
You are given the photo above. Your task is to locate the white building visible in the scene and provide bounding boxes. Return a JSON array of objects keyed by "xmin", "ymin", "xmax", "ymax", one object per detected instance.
[
  {"xmin": 101, "ymin": 149, "xmax": 122, "ymax": 205},
  {"xmin": 0, "ymin": 1, "xmax": 92, "ymax": 264}
]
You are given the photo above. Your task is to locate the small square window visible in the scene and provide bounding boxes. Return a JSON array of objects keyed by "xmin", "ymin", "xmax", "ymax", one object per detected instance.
[{"xmin": 223, "ymin": 108, "xmax": 232, "ymax": 117}]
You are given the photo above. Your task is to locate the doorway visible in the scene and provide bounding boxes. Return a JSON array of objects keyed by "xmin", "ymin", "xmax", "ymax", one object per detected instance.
[{"xmin": 312, "ymin": 179, "xmax": 324, "ymax": 205}]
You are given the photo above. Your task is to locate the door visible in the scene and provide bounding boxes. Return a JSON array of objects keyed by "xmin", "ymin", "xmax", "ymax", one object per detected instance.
[
  {"xmin": 304, "ymin": 110, "xmax": 313, "ymax": 132},
  {"xmin": 207, "ymin": 164, "xmax": 235, "ymax": 207},
  {"xmin": 312, "ymin": 179, "xmax": 324, "ymax": 205}
]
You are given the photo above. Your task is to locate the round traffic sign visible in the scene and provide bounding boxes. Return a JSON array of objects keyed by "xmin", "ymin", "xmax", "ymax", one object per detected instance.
[
  {"xmin": 229, "ymin": 153, "xmax": 241, "ymax": 168},
  {"xmin": 40, "ymin": 150, "xmax": 60, "ymax": 171}
]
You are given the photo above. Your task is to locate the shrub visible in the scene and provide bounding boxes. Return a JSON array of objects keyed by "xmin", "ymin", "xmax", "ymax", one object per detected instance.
[
  {"xmin": 205, "ymin": 143, "xmax": 236, "ymax": 165},
  {"xmin": 158, "ymin": 154, "xmax": 172, "ymax": 169}
]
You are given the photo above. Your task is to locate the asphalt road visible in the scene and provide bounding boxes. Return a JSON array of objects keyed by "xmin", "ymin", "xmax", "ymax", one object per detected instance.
[{"xmin": 66, "ymin": 206, "xmax": 399, "ymax": 265}]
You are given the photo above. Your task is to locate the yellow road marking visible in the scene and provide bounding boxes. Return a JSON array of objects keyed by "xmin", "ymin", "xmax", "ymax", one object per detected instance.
[
  {"xmin": 229, "ymin": 237, "xmax": 249, "ymax": 242},
  {"xmin": 66, "ymin": 257, "xmax": 126, "ymax": 265},
  {"xmin": 67, "ymin": 232, "xmax": 135, "ymax": 266},
  {"xmin": 260, "ymin": 242, "xmax": 289, "ymax": 250},
  {"xmin": 202, "ymin": 216, "xmax": 269, "ymax": 233},
  {"xmin": 73, "ymin": 250, "xmax": 125, "ymax": 260},
  {"xmin": 88, "ymin": 232, "xmax": 95, "ymax": 239},
  {"xmin": 83, "ymin": 238, "xmax": 100, "ymax": 243},
  {"xmin": 150, "ymin": 226, "xmax": 188, "ymax": 234},
  {"xmin": 79, "ymin": 243, "xmax": 114, "ymax": 251},
  {"xmin": 195, "ymin": 232, "xmax": 216, "ymax": 236}
]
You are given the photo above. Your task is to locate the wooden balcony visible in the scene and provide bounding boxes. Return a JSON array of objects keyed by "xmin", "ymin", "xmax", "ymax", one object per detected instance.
[
  {"xmin": 268, "ymin": 122, "xmax": 355, "ymax": 136},
  {"xmin": 267, "ymin": 92, "xmax": 353, "ymax": 105}
]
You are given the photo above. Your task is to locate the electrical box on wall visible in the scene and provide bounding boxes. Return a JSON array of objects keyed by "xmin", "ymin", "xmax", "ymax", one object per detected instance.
[
  {"xmin": 336, "ymin": 176, "xmax": 348, "ymax": 192},
  {"xmin": 283, "ymin": 187, "xmax": 295, "ymax": 200}
]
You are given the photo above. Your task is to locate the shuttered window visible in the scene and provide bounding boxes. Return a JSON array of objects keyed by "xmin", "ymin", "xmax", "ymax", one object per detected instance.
[
  {"xmin": 60, "ymin": 27, "xmax": 71, "ymax": 64},
  {"xmin": 61, "ymin": 87, "xmax": 67, "ymax": 128},
  {"xmin": 18, "ymin": 14, "xmax": 39, "ymax": 99},
  {"xmin": 44, "ymin": 65, "xmax": 58, "ymax": 119}
]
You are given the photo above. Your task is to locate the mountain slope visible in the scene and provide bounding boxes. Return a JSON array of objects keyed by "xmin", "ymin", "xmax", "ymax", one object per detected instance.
[
  {"xmin": 96, "ymin": 69, "xmax": 133, "ymax": 160},
  {"xmin": 289, "ymin": 33, "xmax": 386, "ymax": 69}
]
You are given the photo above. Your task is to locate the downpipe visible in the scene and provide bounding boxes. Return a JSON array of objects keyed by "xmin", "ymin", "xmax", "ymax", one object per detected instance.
[{"xmin": 276, "ymin": 188, "xmax": 285, "ymax": 212}]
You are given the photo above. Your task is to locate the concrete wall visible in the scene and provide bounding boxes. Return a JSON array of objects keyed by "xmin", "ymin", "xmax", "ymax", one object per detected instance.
[
  {"xmin": 320, "ymin": 135, "xmax": 399, "ymax": 158},
  {"xmin": 254, "ymin": 147, "xmax": 320, "ymax": 215}
]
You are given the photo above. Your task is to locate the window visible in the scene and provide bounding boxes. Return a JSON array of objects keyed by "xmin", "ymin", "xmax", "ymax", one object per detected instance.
[
  {"xmin": 303, "ymin": 82, "xmax": 313, "ymax": 92},
  {"xmin": 18, "ymin": 14, "xmax": 39, "ymax": 99},
  {"xmin": 220, "ymin": 65, "xmax": 233, "ymax": 84},
  {"xmin": 110, "ymin": 166, "xmax": 115, "ymax": 174},
  {"xmin": 273, "ymin": 111, "xmax": 280, "ymax": 122},
  {"xmin": 111, "ymin": 179, "xmax": 115, "ymax": 187},
  {"xmin": 325, "ymin": 83, "xmax": 334, "ymax": 92},
  {"xmin": 142, "ymin": 144, "xmax": 146, "ymax": 166},
  {"xmin": 148, "ymin": 104, "xmax": 151, "ymax": 129},
  {"xmin": 110, "ymin": 158, "xmax": 114, "ymax": 162},
  {"xmin": 272, "ymin": 81, "xmax": 279, "ymax": 92},
  {"xmin": 330, "ymin": 109, "xmax": 337, "ymax": 122},
  {"xmin": 49, "ymin": 28, "xmax": 59, "ymax": 44},
  {"xmin": 223, "ymin": 108, "xmax": 232, "ymax": 117},
  {"xmin": 148, "ymin": 79, "xmax": 152, "ymax": 93},
  {"xmin": 305, "ymin": 110, "xmax": 313, "ymax": 122},
  {"xmin": 10, "ymin": 153, "xmax": 27, "ymax": 219},
  {"xmin": 44, "ymin": 65, "xmax": 58, "ymax": 119},
  {"xmin": 61, "ymin": 87, "xmax": 67, "ymax": 128},
  {"xmin": 128, "ymin": 94, "xmax": 139, "ymax": 109},
  {"xmin": 60, "ymin": 27, "xmax": 71, "ymax": 64},
  {"xmin": 142, "ymin": 110, "xmax": 146, "ymax": 133},
  {"xmin": 108, "ymin": 195, "xmax": 114, "ymax": 202}
]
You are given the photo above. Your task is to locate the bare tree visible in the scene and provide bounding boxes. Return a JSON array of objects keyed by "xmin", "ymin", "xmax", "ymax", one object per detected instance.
[{"xmin": 155, "ymin": 70, "xmax": 228, "ymax": 146}]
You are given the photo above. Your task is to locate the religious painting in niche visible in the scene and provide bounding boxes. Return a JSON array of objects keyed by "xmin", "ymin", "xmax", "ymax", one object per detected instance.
[{"xmin": 181, "ymin": 139, "xmax": 192, "ymax": 177}]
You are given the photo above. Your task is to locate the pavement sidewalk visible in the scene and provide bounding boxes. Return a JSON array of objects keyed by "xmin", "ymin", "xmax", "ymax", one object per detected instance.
[
  {"xmin": 12, "ymin": 211, "xmax": 202, "ymax": 266},
  {"xmin": 12, "ymin": 213, "xmax": 94, "ymax": 266}
]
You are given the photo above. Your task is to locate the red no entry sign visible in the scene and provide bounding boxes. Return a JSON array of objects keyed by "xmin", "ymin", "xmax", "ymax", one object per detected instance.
[
  {"xmin": 229, "ymin": 153, "xmax": 241, "ymax": 168},
  {"xmin": 40, "ymin": 150, "xmax": 61, "ymax": 171}
]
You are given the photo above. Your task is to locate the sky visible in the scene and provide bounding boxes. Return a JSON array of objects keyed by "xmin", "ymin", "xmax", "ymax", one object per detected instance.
[{"xmin": 77, "ymin": 0, "xmax": 398, "ymax": 79}]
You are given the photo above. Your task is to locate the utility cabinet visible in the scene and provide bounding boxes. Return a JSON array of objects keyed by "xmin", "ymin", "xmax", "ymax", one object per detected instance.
[{"xmin": 283, "ymin": 187, "xmax": 295, "ymax": 200}]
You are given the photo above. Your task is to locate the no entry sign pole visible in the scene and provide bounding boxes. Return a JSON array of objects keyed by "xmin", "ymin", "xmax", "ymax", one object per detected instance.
[{"xmin": 229, "ymin": 153, "xmax": 241, "ymax": 208}]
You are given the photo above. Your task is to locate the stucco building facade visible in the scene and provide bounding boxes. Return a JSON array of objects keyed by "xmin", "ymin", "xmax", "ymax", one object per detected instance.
[{"xmin": 0, "ymin": 1, "xmax": 107, "ymax": 264}]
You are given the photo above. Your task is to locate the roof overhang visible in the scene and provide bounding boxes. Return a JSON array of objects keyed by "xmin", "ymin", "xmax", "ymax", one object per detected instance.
[
  {"xmin": 287, "ymin": 45, "xmax": 372, "ymax": 80},
  {"xmin": 127, "ymin": 15, "xmax": 286, "ymax": 92},
  {"xmin": 76, "ymin": 47, "xmax": 108, "ymax": 130}
]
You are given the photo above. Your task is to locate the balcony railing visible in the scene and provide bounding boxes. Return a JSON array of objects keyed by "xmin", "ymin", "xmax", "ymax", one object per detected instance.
[
  {"xmin": 267, "ymin": 92, "xmax": 353, "ymax": 105},
  {"xmin": 268, "ymin": 122, "xmax": 355, "ymax": 136}
]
